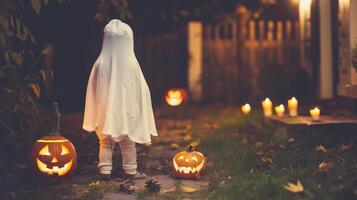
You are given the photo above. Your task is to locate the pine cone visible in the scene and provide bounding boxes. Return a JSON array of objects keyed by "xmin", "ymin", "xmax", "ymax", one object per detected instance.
[{"xmin": 145, "ymin": 177, "xmax": 161, "ymax": 193}]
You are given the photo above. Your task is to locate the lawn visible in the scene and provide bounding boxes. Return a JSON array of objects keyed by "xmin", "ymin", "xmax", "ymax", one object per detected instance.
[
  {"xmin": 1, "ymin": 105, "xmax": 356, "ymax": 200},
  {"xmin": 158, "ymin": 105, "xmax": 356, "ymax": 199}
]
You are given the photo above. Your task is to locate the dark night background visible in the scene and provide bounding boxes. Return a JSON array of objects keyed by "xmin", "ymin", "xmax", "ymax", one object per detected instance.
[{"xmin": 23, "ymin": 0, "xmax": 298, "ymax": 111}]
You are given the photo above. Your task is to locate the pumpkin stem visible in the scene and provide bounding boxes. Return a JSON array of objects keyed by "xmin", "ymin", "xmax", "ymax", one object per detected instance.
[
  {"xmin": 187, "ymin": 144, "xmax": 194, "ymax": 152},
  {"xmin": 51, "ymin": 102, "xmax": 61, "ymax": 136}
]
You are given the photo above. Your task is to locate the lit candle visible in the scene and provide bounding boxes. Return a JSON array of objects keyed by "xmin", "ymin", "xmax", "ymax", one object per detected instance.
[
  {"xmin": 241, "ymin": 103, "xmax": 251, "ymax": 114},
  {"xmin": 275, "ymin": 104, "xmax": 285, "ymax": 117},
  {"xmin": 262, "ymin": 98, "xmax": 273, "ymax": 117},
  {"xmin": 288, "ymin": 97, "xmax": 298, "ymax": 117},
  {"xmin": 310, "ymin": 107, "xmax": 320, "ymax": 121}
]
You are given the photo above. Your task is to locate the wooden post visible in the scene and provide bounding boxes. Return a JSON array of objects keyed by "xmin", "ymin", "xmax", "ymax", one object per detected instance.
[
  {"xmin": 249, "ymin": 20, "xmax": 255, "ymax": 41},
  {"xmin": 286, "ymin": 21, "xmax": 292, "ymax": 40},
  {"xmin": 350, "ymin": 0, "xmax": 357, "ymax": 85},
  {"xmin": 188, "ymin": 21, "xmax": 203, "ymax": 101},
  {"xmin": 318, "ymin": 0, "xmax": 333, "ymax": 99},
  {"xmin": 267, "ymin": 21, "xmax": 274, "ymax": 41}
]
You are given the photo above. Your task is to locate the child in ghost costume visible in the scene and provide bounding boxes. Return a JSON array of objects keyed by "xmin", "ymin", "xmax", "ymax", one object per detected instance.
[{"xmin": 83, "ymin": 19, "xmax": 158, "ymax": 179}]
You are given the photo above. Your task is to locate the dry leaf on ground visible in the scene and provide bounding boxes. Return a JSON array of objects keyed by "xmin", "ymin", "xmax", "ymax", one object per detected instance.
[
  {"xmin": 338, "ymin": 143, "xmax": 352, "ymax": 151},
  {"xmin": 89, "ymin": 181, "xmax": 100, "ymax": 186},
  {"xmin": 261, "ymin": 157, "xmax": 273, "ymax": 164},
  {"xmin": 255, "ymin": 142, "xmax": 263, "ymax": 148},
  {"xmin": 170, "ymin": 143, "xmax": 180, "ymax": 149},
  {"xmin": 315, "ymin": 144, "xmax": 327, "ymax": 152},
  {"xmin": 317, "ymin": 161, "xmax": 334, "ymax": 172},
  {"xmin": 202, "ymin": 121, "xmax": 219, "ymax": 129},
  {"xmin": 288, "ymin": 138, "xmax": 295, "ymax": 143},
  {"xmin": 160, "ymin": 188, "xmax": 176, "ymax": 194},
  {"xmin": 283, "ymin": 180, "xmax": 304, "ymax": 193},
  {"xmin": 181, "ymin": 186, "xmax": 198, "ymax": 193}
]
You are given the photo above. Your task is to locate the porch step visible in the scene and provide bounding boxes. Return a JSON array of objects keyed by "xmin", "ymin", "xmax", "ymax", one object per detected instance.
[{"xmin": 268, "ymin": 115, "xmax": 357, "ymax": 126}]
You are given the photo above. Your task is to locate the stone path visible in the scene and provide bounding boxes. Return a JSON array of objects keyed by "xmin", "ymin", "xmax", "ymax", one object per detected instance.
[{"xmin": 61, "ymin": 112, "xmax": 208, "ymax": 200}]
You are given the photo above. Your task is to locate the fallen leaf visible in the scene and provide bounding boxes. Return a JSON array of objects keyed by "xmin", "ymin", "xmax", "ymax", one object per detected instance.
[
  {"xmin": 154, "ymin": 146, "xmax": 164, "ymax": 151},
  {"xmin": 283, "ymin": 180, "xmax": 304, "ymax": 193},
  {"xmin": 261, "ymin": 157, "xmax": 273, "ymax": 164},
  {"xmin": 315, "ymin": 144, "xmax": 327, "ymax": 152},
  {"xmin": 30, "ymin": 83, "xmax": 41, "ymax": 98},
  {"xmin": 317, "ymin": 161, "xmax": 334, "ymax": 172},
  {"xmin": 120, "ymin": 182, "xmax": 137, "ymax": 194},
  {"xmin": 160, "ymin": 188, "xmax": 175, "ymax": 194},
  {"xmin": 288, "ymin": 138, "xmax": 295, "ymax": 143},
  {"xmin": 170, "ymin": 143, "xmax": 180, "ymax": 149},
  {"xmin": 202, "ymin": 121, "xmax": 219, "ymax": 129},
  {"xmin": 89, "ymin": 180, "xmax": 100, "ymax": 186},
  {"xmin": 255, "ymin": 142, "xmax": 263, "ymax": 148},
  {"xmin": 338, "ymin": 143, "xmax": 352, "ymax": 151},
  {"xmin": 181, "ymin": 186, "xmax": 198, "ymax": 193}
]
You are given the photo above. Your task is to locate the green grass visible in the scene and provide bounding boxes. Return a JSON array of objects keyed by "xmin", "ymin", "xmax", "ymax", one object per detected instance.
[
  {"xmin": 186, "ymin": 106, "xmax": 357, "ymax": 200},
  {"xmin": 1, "ymin": 105, "xmax": 356, "ymax": 199}
]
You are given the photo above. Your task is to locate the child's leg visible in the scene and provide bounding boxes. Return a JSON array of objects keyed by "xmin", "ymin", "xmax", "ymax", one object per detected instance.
[
  {"xmin": 118, "ymin": 136, "xmax": 137, "ymax": 175},
  {"xmin": 97, "ymin": 133, "xmax": 114, "ymax": 175}
]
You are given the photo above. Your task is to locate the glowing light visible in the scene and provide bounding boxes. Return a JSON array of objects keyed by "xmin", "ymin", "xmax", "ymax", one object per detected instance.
[
  {"xmin": 288, "ymin": 97, "xmax": 298, "ymax": 117},
  {"xmin": 262, "ymin": 98, "xmax": 273, "ymax": 117},
  {"xmin": 310, "ymin": 107, "xmax": 320, "ymax": 121},
  {"xmin": 299, "ymin": 0, "xmax": 312, "ymax": 20},
  {"xmin": 275, "ymin": 104, "xmax": 285, "ymax": 117},
  {"xmin": 36, "ymin": 159, "xmax": 73, "ymax": 176},
  {"xmin": 241, "ymin": 103, "xmax": 251, "ymax": 115},
  {"xmin": 165, "ymin": 88, "xmax": 186, "ymax": 106}
]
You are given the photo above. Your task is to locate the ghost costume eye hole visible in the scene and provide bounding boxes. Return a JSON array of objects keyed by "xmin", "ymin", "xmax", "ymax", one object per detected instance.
[
  {"xmin": 39, "ymin": 145, "xmax": 51, "ymax": 156},
  {"xmin": 61, "ymin": 145, "xmax": 70, "ymax": 155}
]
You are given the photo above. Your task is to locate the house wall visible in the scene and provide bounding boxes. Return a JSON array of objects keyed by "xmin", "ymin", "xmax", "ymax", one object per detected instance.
[
  {"xmin": 337, "ymin": 0, "xmax": 357, "ymax": 98},
  {"xmin": 318, "ymin": 0, "xmax": 333, "ymax": 99}
]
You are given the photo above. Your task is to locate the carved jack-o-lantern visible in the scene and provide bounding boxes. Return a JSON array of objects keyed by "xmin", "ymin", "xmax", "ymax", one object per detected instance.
[
  {"xmin": 31, "ymin": 102, "xmax": 77, "ymax": 176},
  {"xmin": 172, "ymin": 145, "xmax": 207, "ymax": 179},
  {"xmin": 31, "ymin": 135, "xmax": 77, "ymax": 176},
  {"xmin": 165, "ymin": 88, "xmax": 187, "ymax": 106}
]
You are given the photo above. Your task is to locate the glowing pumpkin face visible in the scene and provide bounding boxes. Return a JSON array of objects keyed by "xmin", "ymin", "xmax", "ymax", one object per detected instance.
[
  {"xmin": 165, "ymin": 88, "xmax": 187, "ymax": 106},
  {"xmin": 172, "ymin": 147, "xmax": 206, "ymax": 179},
  {"xmin": 31, "ymin": 136, "xmax": 77, "ymax": 176}
]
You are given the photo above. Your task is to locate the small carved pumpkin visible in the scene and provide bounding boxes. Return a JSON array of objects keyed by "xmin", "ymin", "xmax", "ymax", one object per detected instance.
[
  {"xmin": 31, "ymin": 102, "xmax": 77, "ymax": 176},
  {"xmin": 165, "ymin": 88, "xmax": 187, "ymax": 106},
  {"xmin": 31, "ymin": 135, "xmax": 77, "ymax": 176},
  {"xmin": 172, "ymin": 145, "xmax": 206, "ymax": 179}
]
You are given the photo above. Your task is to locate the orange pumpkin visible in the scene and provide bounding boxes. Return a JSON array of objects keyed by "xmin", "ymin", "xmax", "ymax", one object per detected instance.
[
  {"xmin": 31, "ymin": 135, "xmax": 77, "ymax": 176},
  {"xmin": 172, "ymin": 145, "xmax": 207, "ymax": 179},
  {"xmin": 31, "ymin": 102, "xmax": 77, "ymax": 176},
  {"xmin": 165, "ymin": 88, "xmax": 187, "ymax": 106}
]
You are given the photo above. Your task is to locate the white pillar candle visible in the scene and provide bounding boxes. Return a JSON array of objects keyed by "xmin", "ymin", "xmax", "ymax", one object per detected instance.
[
  {"xmin": 275, "ymin": 104, "xmax": 285, "ymax": 117},
  {"xmin": 310, "ymin": 107, "xmax": 320, "ymax": 121},
  {"xmin": 241, "ymin": 103, "xmax": 251, "ymax": 115},
  {"xmin": 288, "ymin": 97, "xmax": 298, "ymax": 117},
  {"xmin": 262, "ymin": 98, "xmax": 272, "ymax": 117}
]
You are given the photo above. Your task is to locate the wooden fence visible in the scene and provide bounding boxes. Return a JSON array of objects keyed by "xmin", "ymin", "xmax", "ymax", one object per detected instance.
[
  {"xmin": 135, "ymin": 19, "xmax": 301, "ymax": 103},
  {"xmin": 202, "ymin": 19, "xmax": 301, "ymax": 101},
  {"xmin": 135, "ymin": 27, "xmax": 188, "ymax": 104}
]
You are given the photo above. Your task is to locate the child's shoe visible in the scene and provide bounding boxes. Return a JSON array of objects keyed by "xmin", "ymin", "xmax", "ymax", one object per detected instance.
[{"xmin": 126, "ymin": 172, "xmax": 147, "ymax": 180}]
